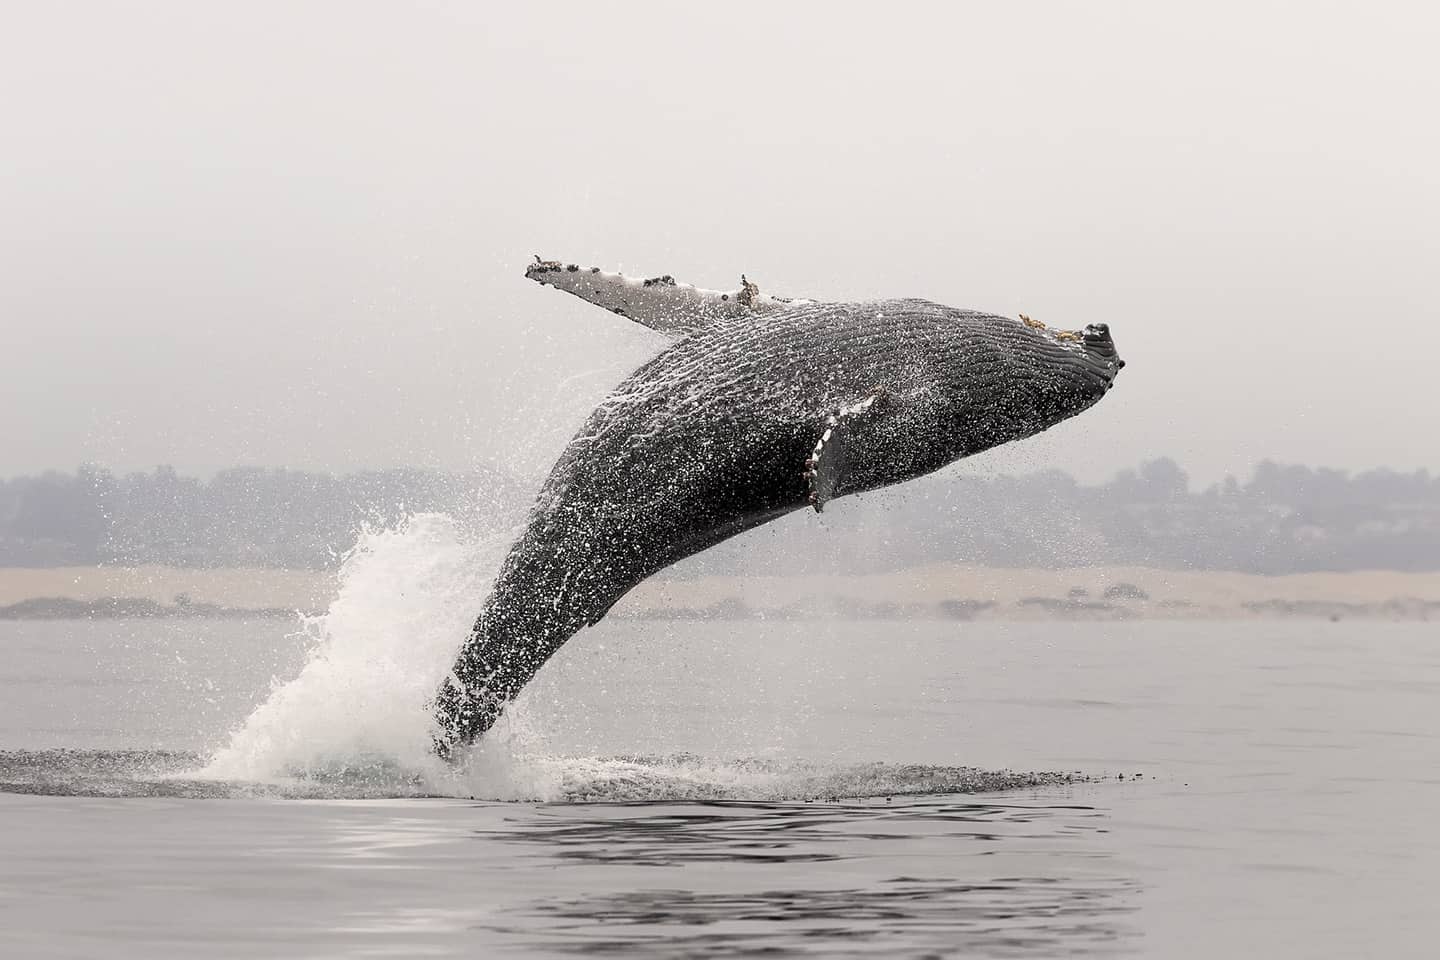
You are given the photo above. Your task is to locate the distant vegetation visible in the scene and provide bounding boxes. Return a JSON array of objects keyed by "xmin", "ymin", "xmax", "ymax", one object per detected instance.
[
  {"xmin": 0, "ymin": 465, "xmax": 522, "ymax": 569},
  {"xmin": 773, "ymin": 458, "xmax": 1440, "ymax": 576},
  {"xmin": 1, "ymin": 458, "xmax": 1438, "ymax": 573}
]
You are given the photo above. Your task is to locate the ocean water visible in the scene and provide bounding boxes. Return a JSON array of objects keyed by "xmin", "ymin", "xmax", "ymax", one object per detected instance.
[{"xmin": 2, "ymin": 518, "xmax": 1438, "ymax": 957}]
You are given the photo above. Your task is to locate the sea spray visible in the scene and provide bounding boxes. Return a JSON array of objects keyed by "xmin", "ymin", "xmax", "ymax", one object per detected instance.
[
  {"xmin": 202, "ymin": 514, "xmax": 505, "ymax": 786},
  {"xmin": 194, "ymin": 510, "xmax": 750, "ymax": 801}
]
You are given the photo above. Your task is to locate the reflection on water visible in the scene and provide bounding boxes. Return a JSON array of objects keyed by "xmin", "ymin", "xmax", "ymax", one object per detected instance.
[
  {"xmin": 480, "ymin": 800, "xmax": 1137, "ymax": 957},
  {"xmin": 521, "ymin": 878, "xmax": 1136, "ymax": 958},
  {"xmin": 486, "ymin": 799, "xmax": 1107, "ymax": 864},
  {"xmin": 1, "ymin": 785, "xmax": 1138, "ymax": 959}
]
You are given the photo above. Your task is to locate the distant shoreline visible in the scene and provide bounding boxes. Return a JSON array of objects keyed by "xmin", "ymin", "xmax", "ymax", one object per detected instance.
[
  {"xmin": 2, "ymin": 565, "xmax": 1437, "ymax": 622},
  {"xmin": 0, "ymin": 596, "xmax": 297, "ymax": 621}
]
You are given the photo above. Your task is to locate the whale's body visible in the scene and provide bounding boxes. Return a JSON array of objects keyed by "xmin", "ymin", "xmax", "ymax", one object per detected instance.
[{"xmin": 433, "ymin": 263, "xmax": 1123, "ymax": 755}]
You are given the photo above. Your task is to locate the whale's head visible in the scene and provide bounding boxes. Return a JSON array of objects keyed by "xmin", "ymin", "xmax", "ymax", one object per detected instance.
[
  {"xmin": 927, "ymin": 312, "xmax": 1124, "ymax": 461},
  {"xmin": 800, "ymin": 306, "xmax": 1124, "ymax": 508},
  {"xmin": 1023, "ymin": 316, "xmax": 1120, "ymax": 418},
  {"xmin": 1077, "ymin": 322, "xmax": 1125, "ymax": 379}
]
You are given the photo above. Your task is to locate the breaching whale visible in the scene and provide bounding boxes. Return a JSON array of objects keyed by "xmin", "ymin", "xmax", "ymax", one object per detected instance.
[{"xmin": 433, "ymin": 259, "xmax": 1124, "ymax": 756}]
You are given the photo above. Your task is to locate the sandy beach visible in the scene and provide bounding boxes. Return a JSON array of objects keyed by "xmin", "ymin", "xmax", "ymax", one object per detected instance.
[{"xmin": 3, "ymin": 564, "xmax": 1437, "ymax": 620}]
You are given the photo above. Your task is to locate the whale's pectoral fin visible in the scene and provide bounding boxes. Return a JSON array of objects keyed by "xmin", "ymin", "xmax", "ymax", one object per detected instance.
[
  {"xmin": 526, "ymin": 256, "xmax": 814, "ymax": 335},
  {"xmin": 804, "ymin": 391, "xmax": 889, "ymax": 512}
]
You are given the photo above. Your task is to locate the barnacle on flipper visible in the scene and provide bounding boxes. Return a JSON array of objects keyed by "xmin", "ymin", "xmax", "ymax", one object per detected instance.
[
  {"xmin": 523, "ymin": 257, "xmax": 811, "ymax": 335},
  {"xmin": 737, "ymin": 275, "xmax": 760, "ymax": 309}
]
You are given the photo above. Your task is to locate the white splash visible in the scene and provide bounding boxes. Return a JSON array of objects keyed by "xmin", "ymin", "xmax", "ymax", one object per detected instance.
[{"xmin": 202, "ymin": 514, "xmax": 500, "ymax": 785}]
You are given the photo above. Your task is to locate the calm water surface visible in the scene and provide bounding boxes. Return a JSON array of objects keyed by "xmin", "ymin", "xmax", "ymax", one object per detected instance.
[{"xmin": 1, "ymin": 617, "xmax": 1437, "ymax": 958}]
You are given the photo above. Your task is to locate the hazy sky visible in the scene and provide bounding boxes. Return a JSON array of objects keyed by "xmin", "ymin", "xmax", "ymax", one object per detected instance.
[{"xmin": 5, "ymin": 2, "xmax": 1437, "ymax": 485}]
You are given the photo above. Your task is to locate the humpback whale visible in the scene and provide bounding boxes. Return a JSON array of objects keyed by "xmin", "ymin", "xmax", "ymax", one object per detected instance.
[{"xmin": 433, "ymin": 260, "xmax": 1124, "ymax": 756}]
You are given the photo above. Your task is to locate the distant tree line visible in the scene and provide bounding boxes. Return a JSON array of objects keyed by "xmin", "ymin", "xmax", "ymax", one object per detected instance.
[
  {"xmin": 747, "ymin": 458, "xmax": 1440, "ymax": 576},
  {"xmin": 0, "ymin": 465, "xmax": 522, "ymax": 569},
  {"xmin": 1, "ymin": 458, "xmax": 1438, "ymax": 573}
]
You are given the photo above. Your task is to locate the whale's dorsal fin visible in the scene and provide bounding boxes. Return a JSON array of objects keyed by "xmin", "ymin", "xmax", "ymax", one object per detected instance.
[
  {"xmin": 804, "ymin": 390, "xmax": 888, "ymax": 512},
  {"xmin": 526, "ymin": 257, "xmax": 814, "ymax": 335}
]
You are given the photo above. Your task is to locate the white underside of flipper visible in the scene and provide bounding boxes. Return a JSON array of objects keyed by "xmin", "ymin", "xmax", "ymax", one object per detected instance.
[
  {"xmin": 526, "ymin": 257, "xmax": 815, "ymax": 335},
  {"xmin": 804, "ymin": 391, "xmax": 887, "ymax": 512}
]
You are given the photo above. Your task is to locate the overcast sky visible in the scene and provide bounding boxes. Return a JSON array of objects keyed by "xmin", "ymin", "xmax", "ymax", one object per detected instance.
[{"xmin": 4, "ymin": 2, "xmax": 1437, "ymax": 486}]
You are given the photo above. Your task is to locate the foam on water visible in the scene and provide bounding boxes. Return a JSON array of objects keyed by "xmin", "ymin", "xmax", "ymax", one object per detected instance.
[{"xmin": 2, "ymin": 748, "xmax": 1081, "ymax": 800}]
